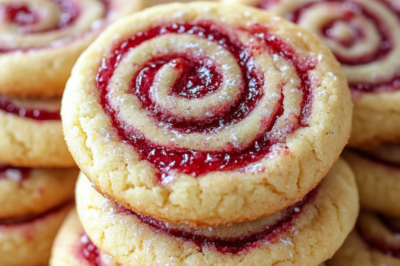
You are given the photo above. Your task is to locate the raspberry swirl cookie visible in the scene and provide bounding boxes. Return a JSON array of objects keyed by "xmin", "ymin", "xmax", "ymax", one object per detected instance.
[
  {"xmin": 343, "ymin": 144, "xmax": 400, "ymax": 218},
  {"xmin": 0, "ymin": 164, "xmax": 78, "ymax": 219},
  {"xmin": 0, "ymin": 95, "xmax": 76, "ymax": 167},
  {"xmin": 227, "ymin": 0, "xmax": 400, "ymax": 146},
  {"xmin": 76, "ymin": 159, "xmax": 358, "ymax": 266},
  {"xmin": 62, "ymin": 2, "xmax": 352, "ymax": 226},
  {"xmin": 0, "ymin": 0, "xmax": 143, "ymax": 97},
  {"xmin": 0, "ymin": 203, "xmax": 72, "ymax": 266},
  {"xmin": 50, "ymin": 207, "xmax": 117, "ymax": 266},
  {"xmin": 328, "ymin": 210, "xmax": 400, "ymax": 266}
]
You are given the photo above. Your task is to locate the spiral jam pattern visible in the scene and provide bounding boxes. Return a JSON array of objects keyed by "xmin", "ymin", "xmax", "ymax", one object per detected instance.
[
  {"xmin": 357, "ymin": 211, "xmax": 400, "ymax": 258},
  {"xmin": 257, "ymin": 0, "xmax": 400, "ymax": 93},
  {"xmin": 0, "ymin": 0, "xmax": 108, "ymax": 51},
  {"xmin": 96, "ymin": 21, "xmax": 316, "ymax": 180}
]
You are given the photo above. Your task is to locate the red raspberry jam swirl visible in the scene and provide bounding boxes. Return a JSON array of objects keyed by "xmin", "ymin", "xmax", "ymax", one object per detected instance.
[
  {"xmin": 351, "ymin": 148, "xmax": 400, "ymax": 169},
  {"xmin": 257, "ymin": 0, "xmax": 400, "ymax": 93},
  {"xmin": 78, "ymin": 234, "xmax": 107, "ymax": 266},
  {"xmin": 0, "ymin": 164, "xmax": 31, "ymax": 182},
  {"xmin": 96, "ymin": 21, "xmax": 316, "ymax": 181},
  {"xmin": 357, "ymin": 214, "xmax": 400, "ymax": 258},
  {"xmin": 0, "ymin": 0, "xmax": 109, "ymax": 52},
  {"xmin": 0, "ymin": 96, "xmax": 61, "ymax": 121},
  {"xmin": 117, "ymin": 187, "xmax": 317, "ymax": 254}
]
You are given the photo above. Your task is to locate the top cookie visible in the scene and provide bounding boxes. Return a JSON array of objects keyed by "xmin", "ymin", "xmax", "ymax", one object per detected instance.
[
  {"xmin": 62, "ymin": 2, "xmax": 352, "ymax": 226},
  {"xmin": 0, "ymin": 0, "xmax": 143, "ymax": 97},
  {"xmin": 227, "ymin": 0, "xmax": 400, "ymax": 147}
]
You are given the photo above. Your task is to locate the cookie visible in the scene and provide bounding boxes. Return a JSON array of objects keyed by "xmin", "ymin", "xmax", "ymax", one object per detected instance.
[
  {"xmin": 50, "ymin": 207, "xmax": 117, "ymax": 266},
  {"xmin": 0, "ymin": 95, "xmax": 76, "ymax": 167},
  {"xmin": 76, "ymin": 158, "xmax": 358, "ymax": 266},
  {"xmin": 0, "ymin": 203, "xmax": 73, "ymax": 266},
  {"xmin": 0, "ymin": 0, "xmax": 143, "ymax": 97},
  {"xmin": 226, "ymin": 0, "xmax": 400, "ymax": 147},
  {"xmin": 62, "ymin": 2, "xmax": 352, "ymax": 226},
  {"xmin": 327, "ymin": 210, "xmax": 400, "ymax": 266},
  {"xmin": 0, "ymin": 164, "xmax": 78, "ymax": 219},
  {"xmin": 343, "ymin": 145, "xmax": 400, "ymax": 218}
]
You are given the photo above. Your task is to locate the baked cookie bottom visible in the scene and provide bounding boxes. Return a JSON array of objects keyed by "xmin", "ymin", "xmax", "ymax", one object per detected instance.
[{"xmin": 76, "ymin": 158, "xmax": 358, "ymax": 266}]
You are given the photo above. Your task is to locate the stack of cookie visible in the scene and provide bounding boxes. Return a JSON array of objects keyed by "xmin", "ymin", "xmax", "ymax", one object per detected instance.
[
  {"xmin": 0, "ymin": 1, "xmax": 143, "ymax": 265},
  {"xmin": 224, "ymin": 0, "xmax": 400, "ymax": 264},
  {"xmin": 57, "ymin": 2, "xmax": 359, "ymax": 265}
]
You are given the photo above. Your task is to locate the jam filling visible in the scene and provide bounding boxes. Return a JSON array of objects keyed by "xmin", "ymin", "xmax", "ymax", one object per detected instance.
[
  {"xmin": 0, "ymin": 164, "xmax": 31, "ymax": 182},
  {"xmin": 256, "ymin": 0, "xmax": 400, "ymax": 93},
  {"xmin": 0, "ymin": 201, "xmax": 69, "ymax": 226},
  {"xmin": 96, "ymin": 21, "xmax": 315, "ymax": 180},
  {"xmin": 351, "ymin": 148, "xmax": 400, "ymax": 169},
  {"xmin": 134, "ymin": 54, "xmax": 227, "ymax": 126},
  {"xmin": 78, "ymin": 233, "xmax": 107, "ymax": 266},
  {"xmin": 3, "ymin": 4, "xmax": 39, "ymax": 26},
  {"xmin": 140, "ymin": 56, "xmax": 223, "ymax": 100},
  {"xmin": 357, "ymin": 215, "xmax": 400, "ymax": 258},
  {"xmin": 0, "ymin": 96, "xmax": 61, "ymax": 121},
  {"xmin": 118, "ymin": 187, "xmax": 317, "ymax": 254}
]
